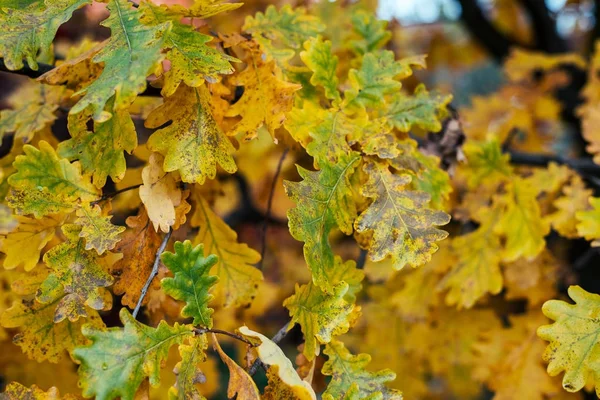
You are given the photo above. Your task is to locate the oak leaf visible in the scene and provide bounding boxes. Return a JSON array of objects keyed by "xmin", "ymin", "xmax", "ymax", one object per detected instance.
[
  {"xmin": 238, "ymin": 326, "xmax": 316, "ymax": 400},
  {"xmin": 170, "ymin": 335, "xmax": 210, "ymax": 400},
  {"xmin": 224, "ymin": 43, "xmax": 301, "ymax": 141},
  {"xmin": 1, "ymin": 382, "xmax": 77, "ymax": 399},
  {"xmin": 439, "ymin": 208, "xmax": 503, "ymax": 308},
  {"xmin": 347, "ymin": 9, "xmax": 392, "ymax": 55},
  {"xmin": 74, "ymin": 308, "xmax": 193, "ymax": 400},
  {"xmin": 192, "ymin": 195, "xmax": 263, "ymax": 308},
  {"xmin": 75, "ymin": 203, "xmax": 125, "ymax": 255},
  {"xmin": 354, "ymin": 160, "xmax": 450, "ymax": 270},
  {"xmin": 70, "ymin": 0, "xmax": 169, "ymax": 120},
  {"xmin": 0, "ymin": 80, "xmax": 65, "ymax": 144},
  {"xmin": 212, "ymin": 333, "xmax": 260, "ymax": 400},
  {"xmin": 139, "ymin": 153, "xmax": 183, "ymax": 233},
  {"xmin": 161, "ymin": 240, "xmax": 218, "ymax": 328},
  {"xmin": 140, "ymin": 2, "xmax": 236, "ymax": 97},
  {"xmin": 0, "ymin": 297, "xmax": 104, "ymax": 363},
  {"xmin": 111, "ymin": 208, "xmax": 162, "ymax": 308},
  {"xmin": 7, "ymin": 141, "xmax": 100, "ymax": 218},
  {"xmin": 322, "ymin": 339, "xmax": 403, "ymax": 400},
  {"xmin": 59, "ymin": 103, "xmax": 137, "ymax": 188},
  {"xmin": 283, "ymin": 282, "xmax": 360, "ymax": 360},
  {"xmin": 495, "ymin": 177, "xmax": 549, "ymax": 261},
  {"xmin": 537, "ymin": 286, "xmax": 600, "ymax": 395},
  {"xmin": 0, "ymin": 0, "xmax": 90, "ymax": 70},
  {"xmin": 145, "ymin": 85, "xmax": 237, "ymax": 184},
  {"xmin": 1, "ymin": 213, "xmax": 64, "ymax": 271},
  {"xmin": 37, "ymin": 224, "xmax": 114, "ymax": 322},
  {"xmin": 576, "ymin": 196, "xmax": 600, "ymax": 246},
  {"xmin": 300, "ymin": 36, "xmax": 341, "ymax": 102},
  {"xmin": 285, "ymin": 154, "xmax": 359, "ymax": 291}
]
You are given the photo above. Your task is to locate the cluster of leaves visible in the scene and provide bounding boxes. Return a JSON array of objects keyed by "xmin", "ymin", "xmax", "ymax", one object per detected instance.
[{"xmin": 2, "ymin": 0, "xmax": 600, "ymax": 399}]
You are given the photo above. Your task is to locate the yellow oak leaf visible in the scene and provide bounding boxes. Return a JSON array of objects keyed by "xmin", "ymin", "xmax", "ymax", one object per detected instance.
[
  {"xmin": 37, "ymin": 224, "xmax": 114, "ymax": 322},
  {"xmin": 145, "ymin": 84, "xmax": 237, "ymax": 184},
  {"xmin": 504, "ymin": 48, "xmax": 585, "ymax": 82},
  {"xmin": 439, "ymin": 207, "xmax": 503, "ymax": 309},
  {"xmin": 474, "ymin": 312, "xmax": 561, "ymax": 400},
  {"xmin": 283, "ymin": 282, "xmax": 360, "ymax": 360},
  {"xmin": 111, "ymin": 208, "xmax": 162, "ymax": 309},
  {"xmin": 461, "ymin": 139, "xmax": 513, "ymax": 188},
  {"xmin": 238, "ymin": 326, "xmax": 317, "ymax": 400},
  {"xmin": 1, "ymin": 382, "xmax": 78, "ymax": 399},
  {"xmin": 170, "ymin": 335, "xmax": 210, "ymax": 400},
  {"xmin": 7, "ymin": 141, "xmax": 100, "ymax": 218},
  {"xmin": 547, "ymin": 175, "xmax": 592, "ymax": 239},
  {"xmin": 0, "ymin": 79, "xmax": 65, "ymax": 144},
  {"xmin": 495, "ymin": 177, "xmax": 550, "ymax": 261},
  {"xmin": 0, "ymin": 297, "xmax": 104, "ymax": 363},
  {"xmin": 576, "ymin": 197, "xmax": 600, "ymax": 246},
  {"xmin": 225, "ymin": 41, "xmax": 301, "ymax": 141},
  {"xmin": 322, "ymin": 339, "xmax": 402, "ymax": 400},
  {"xmin": 140, "ymin": 153, "xmax": 184, "ymax": 233},
  {"xmin": 2, "ymin": 214, "xmax": 64, "ymax": 271},
  {"xmin": 212, "ymin": 333, "xmax": 260, "ymax": 399},
  {"xmin": 579, "ymin": 44, "xmax": 600, "ymax": 163},
  {"xmin": 75, "ymin": 203, "xmax": 125, "ymax": 255},
  {"xmin": 38, "ymin": 37, "xmax": 104, "ymax": 91},
  {"xmin": 355, "ymin": 159, "xmax": 450, "ymax": 270},
  {"xmin": 192, "ymin": 195, "xmax": 262, "ymax": 307},
  {"xmin": 538, "ymin": 286, "xmax": 600, "ymax": 396},
  {"xmin": 503, "ymin": 250, "xmax": 560, "ymax": 306}
]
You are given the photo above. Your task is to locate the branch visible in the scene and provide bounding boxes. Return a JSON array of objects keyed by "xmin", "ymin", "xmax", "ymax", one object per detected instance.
[
  {"xmin": 258, "ymin": 148, "xmax": 289, "ymax": 270},
  {"xmin": 132, "ymin": 227, "xmax": 173, "ymax": 319},
  {"xmin": 507, "ymin": 150, "xmax": 600, "ymax": 175},
  {"xmin": 519, "ymin": 0, "xmax": 567, "ymax": 53},
  {"xmin": 457, "ymin": 0, "xmax": 526, "ymax": 61},
  {"xmin": 248, "ymin": 322, "xmax": 291, "ymax": 376},
  {"xmin": 195, "ymin": 327, "xmax": 256, "ymax": 346},
  {"xmin": 91, "ymin": 184, "xmax": 142, "ymax": 205}
]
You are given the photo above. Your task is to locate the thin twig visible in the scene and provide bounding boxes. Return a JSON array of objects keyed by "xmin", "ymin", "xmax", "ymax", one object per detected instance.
[
  {"xmin": 508, "ymin": 150, "xmax": 600, "ymax": 175},
  {"xmin": 258, "ymin": 148, "xmax": 289, "ymax": 270},
  {"xmin": 248, "ymin": 322, "xmax": 291, "ymax": 376},
  {"xmin": 132, "ymin": 228, "xmax": 173, "ymax": 319},
  {"xmin": 92, "ymin": 184, "xmax": 142, "ymax": 205},
  {"xmin": 196, "ymin": 327, "xmax": 256, "ymax": 346}
]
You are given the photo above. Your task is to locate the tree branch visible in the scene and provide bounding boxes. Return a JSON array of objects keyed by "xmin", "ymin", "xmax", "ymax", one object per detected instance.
[
  {"xmin": 519, "ymin": 0, "xmax": 567, "ymax": 53},
  {"xmin": 458, "ymin": 0, "xmax": 526, "ymax": 61},
  {"xmin": 91, "ymin": 184, "xmax": 142, "ymax": 205},
  {"xmin": 195, "ymin": 327, "xmax": 256, "ymax": 346},
  {"xmin": 258, "ymin": 148, "xmax": 289, "ymax": 270},
  {"xmin": 508, "ymin": 150, "xmax": 600, "ymax": 175},
  {"xmin": 132, "ymin": 227, "xmax": 173, "ymax": 319}
]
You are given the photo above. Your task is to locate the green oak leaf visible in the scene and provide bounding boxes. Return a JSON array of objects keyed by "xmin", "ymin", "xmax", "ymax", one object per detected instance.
[
  {"xmin": 7, "ymin": 141, "xmax": 100, "ymax": 218},
  {"xmin": 59, "ymin": 102, "xmax": 137, "ymax": 188},
  {"xmin": 284, "ymin": 154, "xmax": 360, "ymax": 292},
  {"xmin": 300, "ymin": 36, "xmax": 341, "ymax": 101},
  {"xmin": 71, "ymin": 0, "xmax": 169, "ymax": 120},
  {"xmin": 0, "ymin": 0, "xmax": 90, "ymax": 70},
  {"xmin": 74, "ymin": 308, "xmax": 193, "ymax": 400},
  {"xmin": 140, "ymin": 2, "xmax": 236, "ymax": 97},
  {"xmin": 161, "ymin": 240, "xmax": 219, "ymax": 328}
]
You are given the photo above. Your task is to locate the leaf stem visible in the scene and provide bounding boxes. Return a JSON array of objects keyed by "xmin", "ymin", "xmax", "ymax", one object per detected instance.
[
  {"xmin": 195, "ymin": 327, "xmax": 256, "ymax": 346},
  {"xmin": 258, "ymin": 148, "xmax": 289, "ymax": 270},
  {"xmin": 132, "ymin": 227, "xmax": 173, "ymax": 319}
]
